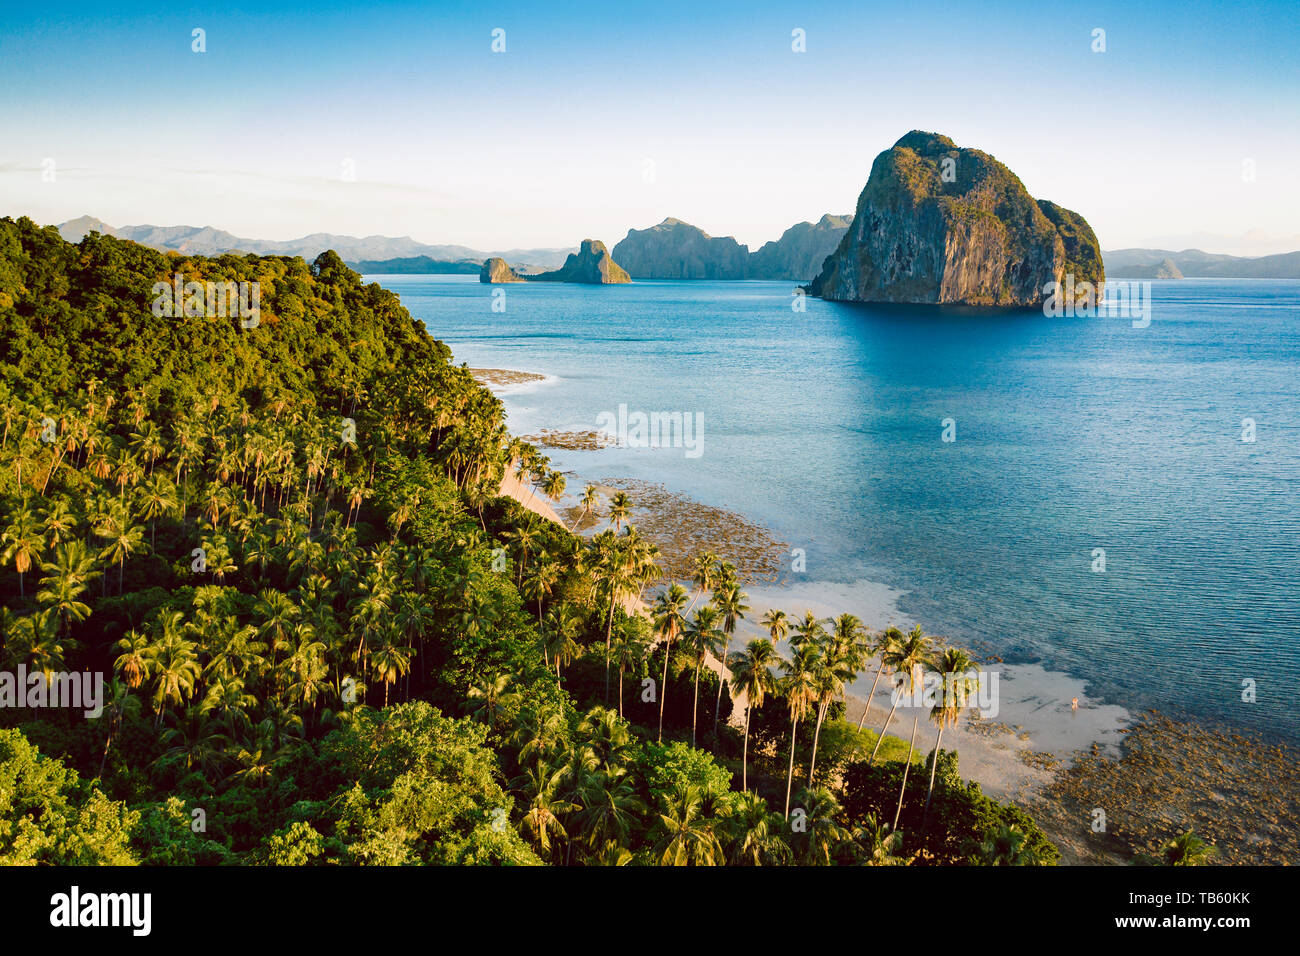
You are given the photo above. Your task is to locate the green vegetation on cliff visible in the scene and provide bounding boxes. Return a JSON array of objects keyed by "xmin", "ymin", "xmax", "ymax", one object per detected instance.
[
  {"xmin": 0, "ymin": 217, "xmax": 1061, "ymax": 865},
  {"xmin": 808, "ymin": 131, "xmax": 1105, "ymax": 306}
]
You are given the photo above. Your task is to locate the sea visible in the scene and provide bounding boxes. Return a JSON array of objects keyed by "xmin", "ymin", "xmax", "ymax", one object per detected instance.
[{"xmin": 368, "ymin": 273, "xmax": 1300, "ymax": 744}]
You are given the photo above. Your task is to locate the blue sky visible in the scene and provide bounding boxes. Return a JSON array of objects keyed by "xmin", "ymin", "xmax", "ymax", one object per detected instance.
[{"xmin": 2, "ymin": 0, "xmax": 1297, "ymax": 253}]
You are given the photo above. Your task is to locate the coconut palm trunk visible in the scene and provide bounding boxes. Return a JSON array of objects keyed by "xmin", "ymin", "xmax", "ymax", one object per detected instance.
[
  {"xmin": 603, "ymin": 590, "xmax": 616, "ymax": 704},
  {"xmin": 692, "ymin": 660, "xmax": 702, "ymax": 747},
  {"xmin": 857, "ymin": 660, "xmax": 888, "ymax": 731},
  {"xmin": 711, "ymin": 636, "xmax": 730, "ymax": 736},
  {"xmin": 922, "ymin": 723, "xmax": 945, "ymax": 830},
  {"xmin": 783, "ymin": 715, "xmax": 800, "ymax": 818},
  {"xmin": 742, "ymin": 707, "xmax": 752, "ymax": 791},
  {"xmin": 807, "ymin": 701, "xmax": 828, "ymax": 785},
  {"xmin": 657, "ymin": 644, "xmax": 671, "ymax": 743},
  {"xmin": 892, "ymin": 714, "xmax": 920, "ymax": 832},
  {"xmin": 868, "ymin": 696, "xmax": 900, "ymax": 764}
]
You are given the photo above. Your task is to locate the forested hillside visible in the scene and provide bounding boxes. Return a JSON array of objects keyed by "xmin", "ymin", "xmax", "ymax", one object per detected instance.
[{"xmin": 0, "ymin": 217, "xmax": 1053, "ymax": 865}]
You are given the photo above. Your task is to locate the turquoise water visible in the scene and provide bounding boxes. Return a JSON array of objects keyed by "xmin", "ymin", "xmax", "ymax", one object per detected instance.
[{"xmin": 373, "ymin": 274, "xmax": 1300, "ymax": 741}]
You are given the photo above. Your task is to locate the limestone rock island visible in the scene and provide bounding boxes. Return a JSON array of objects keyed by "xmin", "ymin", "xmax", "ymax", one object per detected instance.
[
  {"xmin": 806, "ymin": 131, "xmax": 1104, "ymax": 307},
  {"xmin": 480, "ymin": 240, "xmax": 630, "ymax": 284}
]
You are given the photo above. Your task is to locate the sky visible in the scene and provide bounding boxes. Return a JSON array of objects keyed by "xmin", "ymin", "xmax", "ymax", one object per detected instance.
[{"xmin": 2, "ymin": 0, "xmax": 1298, "ymax": 255}]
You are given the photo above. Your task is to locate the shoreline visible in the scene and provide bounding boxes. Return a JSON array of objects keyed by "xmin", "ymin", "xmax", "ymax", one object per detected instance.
[
  {"xmin": 487, "ymin": 368, "xmax": 1125, "ymax": 796},
  {"xmin": 488, "ymin": 366, "xmax": 1299, "ymax": 864}
]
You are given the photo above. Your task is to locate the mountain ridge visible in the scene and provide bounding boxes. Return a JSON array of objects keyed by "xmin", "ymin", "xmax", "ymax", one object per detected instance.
[
  {"xmin": 53, "ymin": 216, "xmax": 577, "ymax": 271},
  {"xmin": 51, "ymin": 217, "xmax": 1300, "ymax": 283},
  {"xmin": 1103, "ymin": 247, "xmax": 1300, "ymax": 279}
]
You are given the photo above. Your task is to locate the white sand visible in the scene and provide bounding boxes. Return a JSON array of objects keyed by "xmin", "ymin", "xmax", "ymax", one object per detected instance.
[
  {"xmin": 495, "ymin": 382, "xmax": 1133, "ymax": 804},
  {"xmin": 736, "ymin": 579, "xmax": 1133, "ymax": 801}
]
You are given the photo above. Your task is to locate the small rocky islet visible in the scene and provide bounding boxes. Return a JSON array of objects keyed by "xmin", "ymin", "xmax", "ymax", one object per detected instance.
[{"xmin": 480, "ymin": 238, "xmax": 630, "ymax": 284}]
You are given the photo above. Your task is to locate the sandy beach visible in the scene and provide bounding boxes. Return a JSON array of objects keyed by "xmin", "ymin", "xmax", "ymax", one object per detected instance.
[
  {"xmin": 490, "ymin": 369, "xmax": 1129, "ymax": 801},
  {"xmin": 489, "ymin": 366, "xmax": 1299, "ymax": 864},
  {"xmin": 737, "ymin": 578, "xmax": 1132, "ymax": 802}
]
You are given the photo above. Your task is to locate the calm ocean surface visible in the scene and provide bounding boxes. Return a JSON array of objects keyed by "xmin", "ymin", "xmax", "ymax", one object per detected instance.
[{"xmin": 372, "ymin": 274, "xmax": 1300, "ymax": 742}]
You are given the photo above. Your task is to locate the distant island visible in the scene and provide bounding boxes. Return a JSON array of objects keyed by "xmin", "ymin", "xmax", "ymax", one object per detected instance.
[
  {"xmin": 480, "ymin": 239, "xmax": 630, "ymax": 284},
  {"xmin": 1104, "ymin": 248, "xmax": 1300, "ymax": 279},
  {"xmin": 806, "ymin": 131, "xmax": 1104, "ymax": 307},
  {"xmin": 53, "ymin": 215, "xmax": 576, "ymax": 272},
  {"xmin": 1108, "ymin": 257, "xmax": 1184, "ymax": 280},
  {"xmin": 611, "ymin": 214, "xmax": 852, "ymax": 281},
  {"xmin": 49, "ymin": 214, "xmax": 1300, "ymax": 288},
  {"xmin": 351, "ymin": 254, "xmax": 483, "ymax": 274}
]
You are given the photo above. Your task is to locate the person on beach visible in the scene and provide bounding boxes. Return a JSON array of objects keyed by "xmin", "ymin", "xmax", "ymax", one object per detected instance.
[{"xmin": 1071, "ymin": 697, "xmax": 1078, "ymax": 712}]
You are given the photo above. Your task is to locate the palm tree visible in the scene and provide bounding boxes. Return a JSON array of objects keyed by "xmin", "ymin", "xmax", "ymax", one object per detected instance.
[
  {"xmin": 516, "ymin": 760, "xmax": 576, "ymax": 861},
  {"xmin": 571, "ymin": 772, "xmax": 646, "ymax": 857},
  {"xmin": 283, "ymin": 635, "xmax": 331, "ymax": 713},
  {"xmin": 513, "ymin": 702, "xmax": 568, "ymax": 769},
  {"xmin": 1163, "ymin": 830, "xmax": 1217, "ymax": 866},
  {"xmin": 5, "ymin": 609, "xmax": 66, "ymax": 681},
  {"xmin": 652, "ymin": 784, "xmax": 723, "ymax": 866},
  {"xmin": 886, "ymin": 630, "xmax": 934, "ymax": 832},
  {"xmin": 976, "ymin": 825, "xmax": 1045, "ymax": 866},
  {"xmin": 128, "ymin": 421, "xmax": 166, "ymax": 476},
  {"xmin": 96, "ymin": 678, "xmax": 141, "ymax": 778},
  {"xmin": 94, "ymin": 503, "xmax": 144, "ymax": 594},
  {"xmin": 590, "ymin": 841, "xmax": 633, "ymax": 867},
  {"xmin": 255, "ymin": 588, "xmax": 300, "ymax": 667},
  {"xmin": 145, "ymin": 616, "xmax": 202, "ymax": 728},
  {"xmin": 590, "ymin": 530, "xmax": 629, "ymax": 703},
  {"xmin": 467, "ymin": 672, "xmax": 519, "ymax": 729},
  {"xmin": 522, "ymin": 554, "xmax": 559, "ymax": 622},
  {"xmin": 542, "ymin": 604, "xmax": 581, "ymax": 686},
  {"xmin": 681, "ymin": 606, "xmax": 724, "ymax": 747},
  {"xmin": 609, "ymin": 621, "xmax": 648, "ymax": 717},
  {"xmin": 711, "ymin": 584, "xmax": 749, "ymax": 736},
  {"xmin": 38, "ymin": 497, "xmax": 78, "ymax": 549},
  {"xmin": 502, "ymin": 523, "xmax": 537, "ymax": 584},
  {"xmin": 869, "ymin": 625, "xmax": 928, "ymax": 765},
  {"xmin": 370, "ymin": 639, "xmax": 411, "ymax": 706},
  {"xmin": 542, "ymin": 469, "xmax": 566, "ymax": 507},
  {"xmin": 832, "ymin": 613, "xmax": 866, "ymax": 676},
  {"xmin": 857, "ymin": 626, "xmax": 903, "ymax": 731},
  {"xmin": 790, "ymin": 786, "xmax": 848, "ymax": 865},
  {"xmin": 807, "ymin": 634, "xmax": 852, "ymax": 787},
  {"xmin": 135, "ymin": 472, "xmax": 177, "ymax": 550},
  {"xmin": 779, "ymin": 642, "xmax": 820, "ymax": 818},
  {"xmin": 846, "ymin": 814, "xmax": 910, "ymax": 866},
  {"xmin": 36, "ymin": 541, "xmax": 99, "ymax": 636},
  {"xmin": 113, "ymin": 630, "xmax": 151, "ymax": 688},
  {"xmin": 607, "ymin": 490, "xmax": 631, "ymax": 532},
  {"xmin": 760, "ymin": 608, "xmax": 788, "ymax": 646},
  {"xmin": 2, "ymin": 500, "xmax": 43, "ymax": 597},
  {"xmin": 570, "ymin": 483, "xmax": 600, "ymax": 531},
  {"xmin": 728, "ymin": 638, "xmax": 777, "ymax": 791},
  {"xmin": 576, "ymin": 706, "xmax": 636, "ymax": 773},
  {"xmin": 720, "ymin": 790, "xmax": 792, "ymax": 866},
  {"xmin": 687, "ymin": 550, "xmax": 719, "ymax": 614},
  {"xmin": 923, "ymin": 647, "xmax": 977, "ymax": 825},
  {"xmin": 651, "ymin": 583, "xmax": 690, "ymax": 741},
  {"xmin": 789, "ymin": 610, "xmax": 826, "ymax": 649}
]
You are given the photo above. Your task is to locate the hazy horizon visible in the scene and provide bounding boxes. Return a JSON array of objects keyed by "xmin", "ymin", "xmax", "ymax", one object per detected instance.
[
  {"xmin": 3, "ymin": 0, "xmax": 1298, "ymax": 257},
  {"xmin": 36, "ymin": 212, "xmax": 1300, "ymax": 260}
]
